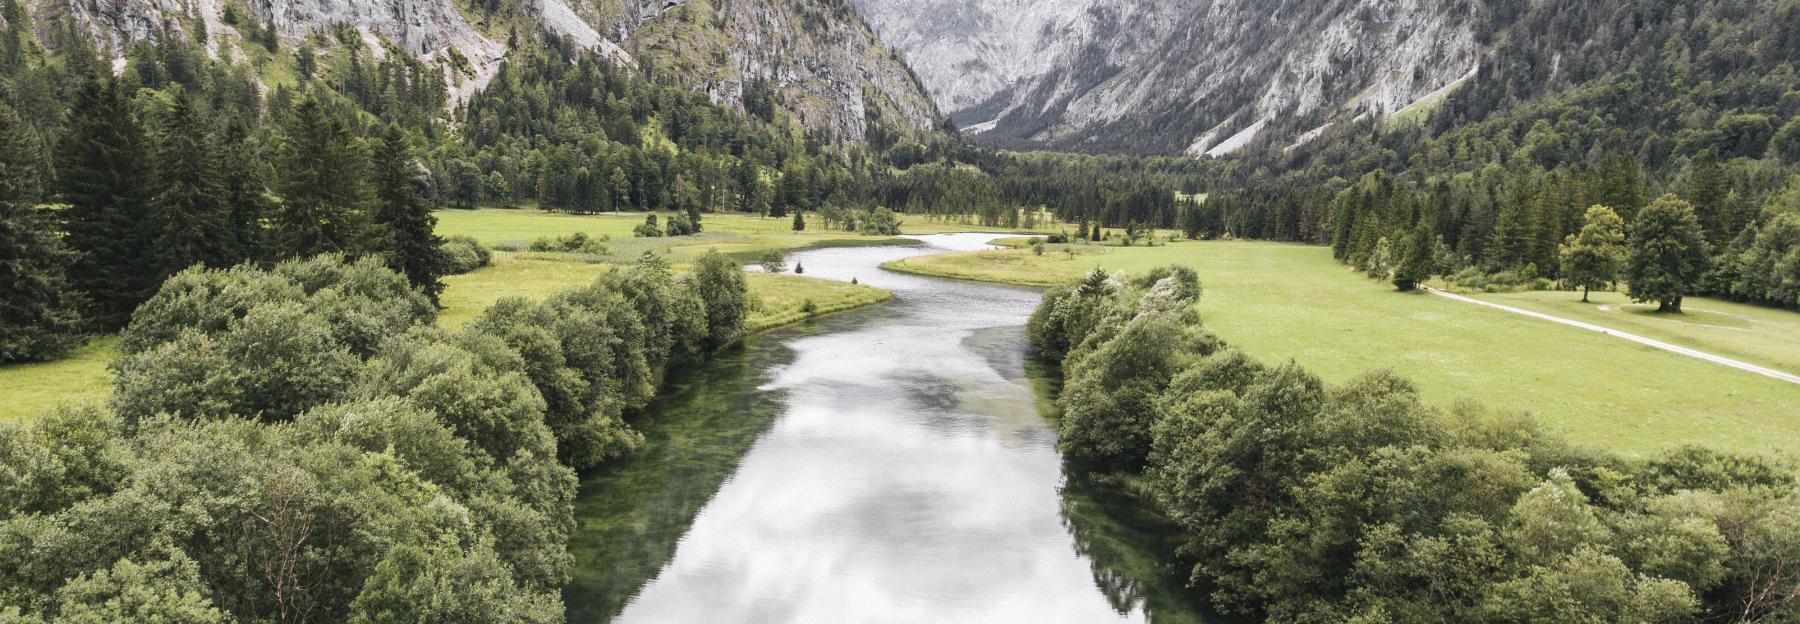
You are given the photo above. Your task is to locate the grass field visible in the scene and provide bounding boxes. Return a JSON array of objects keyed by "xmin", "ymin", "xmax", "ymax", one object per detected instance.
[
  {"xmin": 0, "ymin": 254, "xmax": 891, "ymax": 423},
  {"xmin": 0, "ymin": 338, "xmax": 115, "ymax": 422},
  {"xmin": 887, "ymin": 240, "xmax": 1800, "ymax": 457},
  {"xmin": 435, "ymin": 208, "xmax": 1056, "ymax": 263},
  {"xmin": 1470, "ymin": 290, "xmax": 1800, "ymax": 376}
]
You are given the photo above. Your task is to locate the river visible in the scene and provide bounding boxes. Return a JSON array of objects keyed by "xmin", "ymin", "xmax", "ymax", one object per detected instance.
[{"xmin": 564, "ymin": 233, "xmax": 1211, "ymax": 623}]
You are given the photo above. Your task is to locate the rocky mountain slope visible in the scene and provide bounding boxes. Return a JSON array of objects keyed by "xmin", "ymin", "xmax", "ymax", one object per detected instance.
[
  {"xmin": 29, "ymin": 0, "xmax": 941, "ymax": 142},
  {"xmin": 855, "ymin": 0, "xmax": 1485, "ymax": 155}
]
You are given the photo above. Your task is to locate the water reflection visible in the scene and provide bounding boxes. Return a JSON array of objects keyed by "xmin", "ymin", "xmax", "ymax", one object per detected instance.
[{"xmin": 566, "ymin": 234, "xmax": 1213, "ymax": 623}]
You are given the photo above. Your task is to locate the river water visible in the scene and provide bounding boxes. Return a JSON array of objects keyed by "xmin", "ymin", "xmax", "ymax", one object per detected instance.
[{"xmin": 565, "ymin": 234, "xmax": 1209, "ymax": 623}]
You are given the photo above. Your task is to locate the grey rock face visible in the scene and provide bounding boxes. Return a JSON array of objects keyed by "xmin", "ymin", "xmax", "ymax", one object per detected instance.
[
  {"xmin": 855, "ymin": 0, "xmax": 1484, "ymax": 155},
  {"xmin": 38, "ymin": 0, "xmax": 940, "ymax": 142}
]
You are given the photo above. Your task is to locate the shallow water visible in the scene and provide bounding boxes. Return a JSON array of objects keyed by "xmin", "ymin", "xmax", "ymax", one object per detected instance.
[{"xmin": 565, "ymin": 234, "xmax": 1211, "ymax": 624}]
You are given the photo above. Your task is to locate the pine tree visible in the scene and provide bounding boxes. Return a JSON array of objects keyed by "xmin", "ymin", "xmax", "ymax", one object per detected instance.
[
  {"xmin": 792, "ymin": 209, "xmax": 806, "ymax": 232},
  {"xmin": 1626, "ymin": 195, "xmax": 1711, "ymax": 313},
  {"xmin": 150, "ymin": 87, "xmax": 233, "ymax": 277},
  {"xmin": 56, "ymin": 76, "xmax": 158, "ymax": 328},
  {"xmin": 368, "ymin": 124, "xmax": 445, "ymax": 304},
  {"xmin": 0, "ymin": 101, "xmax": 84, "ymax": 361},
  {"xmin": 273, "ymin": 96, "xmax": 368, "ymax": 258}
]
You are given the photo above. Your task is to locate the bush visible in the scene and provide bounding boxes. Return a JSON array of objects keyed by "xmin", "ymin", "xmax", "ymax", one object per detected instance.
[
  {"xmin": 440, "ymin": 235, "xmax": 491, "ymax": 274},
  {"xmin": 758, "ymin": 250, "xmax": 786, "ymax": 274},
  {"xmin": 528, "ymin": 232, "xmax": 608, "ymax": 255},
  {"xmin": 633, "ymin": 213, "xmax": 662, "ymax": 238}
]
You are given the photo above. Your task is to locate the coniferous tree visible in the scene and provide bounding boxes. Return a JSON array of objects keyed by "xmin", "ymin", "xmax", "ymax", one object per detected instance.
[
  {"xmin": 150, "ymin": 87, "xmax": 233, "ymax": 276},
  {"xmin": 792, "ymin": 209, "xmax": 805, "ymax": 231},
  {"xmin": 368, "ymin": 124, "xmax": 445, "ymax": 304},
  {"xmin": 0, "ymin": 101, "xmax": 84, "ymax": 361},
  {"xmin": 56, "ymin": 76, "xmax": 158, "ymax": 328},
  {"xmin": 273, "ymin": 96, "xmax": 368, "ymax": 258},
  {"xmin": 1686, "ymin": 151, "xmax": 1732, "ymax": 246},
  {"xmin": 1391, "ymin": 226, "xmax": 1436, "ymax": 291},
  {"xmin": 1627, "ymin": 195, "xmax": 1712, "ymax": 313},
  {"xmin": 217, "ymin": 119, "xmax": 270, "ymax": 262}
]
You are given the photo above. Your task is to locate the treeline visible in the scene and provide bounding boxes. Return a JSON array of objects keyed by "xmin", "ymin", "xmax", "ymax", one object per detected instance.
[
  {"xmin": 1174, "ymin": 0, "xmax": 1800, "ymax": 308},
  {"xmin": 0, "ymin": 250, "xmax": 750, "ymax": 621},
  {"xmin": 1029, "ymin": 267, "xmax": 1800, "ymax": 623}
]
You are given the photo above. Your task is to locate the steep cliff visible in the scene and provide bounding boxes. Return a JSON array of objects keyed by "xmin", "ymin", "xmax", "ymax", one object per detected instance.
[
  {"xmin": 29, "ymin": 0, "xmax": 942, "ymax": 142},
  {"xmin": 855, "ymin": 0, "xmax": 1486, "ymax": 155}
]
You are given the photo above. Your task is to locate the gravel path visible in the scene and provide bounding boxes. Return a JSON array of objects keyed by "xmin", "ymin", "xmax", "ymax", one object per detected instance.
[{"xmin": 1424, "ymin": 288, "xmax": 1800, "ymax": 386}]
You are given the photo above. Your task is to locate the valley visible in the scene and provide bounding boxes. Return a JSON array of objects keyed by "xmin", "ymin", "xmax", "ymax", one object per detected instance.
[{"xmin": 3, "ymin": 0, "xmax": 1800, "ymax": 621}]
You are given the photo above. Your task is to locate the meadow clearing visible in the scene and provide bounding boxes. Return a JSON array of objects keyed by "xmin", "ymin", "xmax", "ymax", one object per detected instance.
[{"xmin": 886, "ymin": 239, "xmax": 1800, "ymax": 456}]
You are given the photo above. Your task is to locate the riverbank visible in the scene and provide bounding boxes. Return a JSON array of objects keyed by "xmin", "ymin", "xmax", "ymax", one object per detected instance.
[
  {"xmin": 0, "ymin": 255, "xmax": 893, "ymax": 422},
  {"xmin": 880, "ymin": 239, "xmax": 1800, "ymax": 457}
]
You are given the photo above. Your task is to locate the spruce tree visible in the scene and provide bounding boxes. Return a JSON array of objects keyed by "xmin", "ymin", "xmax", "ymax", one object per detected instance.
[
  {"xmin": 368, "ymin": 124, "xmax": 445, "ymax": 304},
  {"xmin": 273, "ymin": 96, "xmax": 368, "ymax": 258},
  {"xmin": 0, "ymin": 101, "xmax": 84, "ymax": 361},
  {"xmin": 792, "ymin": 209, "xmax": 806, "ymax": 232},
  {"xmin": 56, "ymin": 76, "xmax": 158, "ymax": 328},
  {"xmin": 217, "ymin": 119, "xmax": 269, "ymax": 262},
  {"xmin": 1687, "ymin": 151, "xmax": 1731, "ymax": 247},
  {"xmin": 150, "ymin": 87, "xmax": 233, "ymax": 276}
]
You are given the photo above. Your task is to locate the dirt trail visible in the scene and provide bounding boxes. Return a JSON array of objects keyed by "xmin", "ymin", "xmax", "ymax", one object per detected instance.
[{"xmin": 1423, "ymin": 288, "xmax": 1800, "ymax": 386}]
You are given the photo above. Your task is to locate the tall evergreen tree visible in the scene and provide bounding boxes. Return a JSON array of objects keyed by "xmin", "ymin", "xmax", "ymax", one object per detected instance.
[
  {"xmin": 368, "ymin": 124, "xmax": 445, "ymax": 304},
  {"xmin": 1686, "ymin": 151, "xmax": 1731, "ymax": 247},
  {"xmin": 56, "ymin": 76, "xmax": 158, "ymax": 328},
  {"xmin": 217, "ymin": 119, "xmax": 270, "ymax": 262},
  {"xmin": 1626, "ymin": 195, "xmax": 1712, "ymax": 313},
  {"xmin": 150, "ymin": 87, "xmax": 233, "ymax": 276},
  {"xmin": 272, "ymin": 96, "xmax": 368, "ymax": 258},
  {"xmin": 0, "ymin": 101, "xmax": 84, "ymax": 361}
]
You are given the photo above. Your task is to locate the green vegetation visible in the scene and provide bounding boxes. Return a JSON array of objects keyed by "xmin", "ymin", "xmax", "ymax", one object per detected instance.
[
  {"xmin": 1, "ymin": 252, "xmax": 891, "ymax": 422},
  {"xmin": 890, "ymin": 240, "xmax": 1800, "ymax": 455},
  {"xmin": 742, "ymin": 272, "xmax": 892, "ymax": 333},
  {"xmin": 0, "ymin": 246, "xmax": 771, "ymax": 620},
  {"xmin": 1033, "ymin": 264, "xmax": 1800, "ymax": 622}
]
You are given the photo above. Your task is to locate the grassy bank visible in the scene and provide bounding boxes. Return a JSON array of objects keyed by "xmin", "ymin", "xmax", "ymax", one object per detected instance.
[
  {"xmin": 0, "ymin": 254, "xmax": 890, "ymax": 422},
  {"xmin": 886, "ymin": 240, "xmax": 1800, "ymax": 456}
]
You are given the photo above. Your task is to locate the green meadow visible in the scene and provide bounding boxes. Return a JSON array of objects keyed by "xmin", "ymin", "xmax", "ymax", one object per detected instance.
[{"xmin": 887, "ymin": 239, "xmax": 1800, "ymax": 457}]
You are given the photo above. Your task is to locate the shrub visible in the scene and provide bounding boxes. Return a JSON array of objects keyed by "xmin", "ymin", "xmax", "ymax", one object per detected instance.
[
  {"xmin": 440, "ymin": 235, "xmax": 492, "ymax": 274},
  {"xmin": 758, "ymin": 250, "xmax": 787, "ymax": 273},
  {"xmin": 528, "ymin": 232, "xmax": 608, "ymax": 255}
]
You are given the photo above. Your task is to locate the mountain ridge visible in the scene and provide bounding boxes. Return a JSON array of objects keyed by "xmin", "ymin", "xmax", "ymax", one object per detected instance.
[{"xmin": 25, "ymin": 0, "xmax": 943, "ymax": 143}]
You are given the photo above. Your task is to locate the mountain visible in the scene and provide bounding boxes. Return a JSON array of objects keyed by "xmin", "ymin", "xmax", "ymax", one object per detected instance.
[
  {"xmin": 857, "ymin": 0, "xmax": 1800, "ymax": 158},
  {"xmin": 29, "ymin": 0, "xmax": 943, "ymax": 142},
  {"xmin": 854, "ymin": 0, "xmax": 1482, "ymax": 155}
]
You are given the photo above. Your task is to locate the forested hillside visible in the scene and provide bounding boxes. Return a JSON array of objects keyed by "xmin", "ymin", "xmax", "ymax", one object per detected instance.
[{"xmin": 1172, "ymin": 0, "xmax": 1800, "ymax": 310}]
